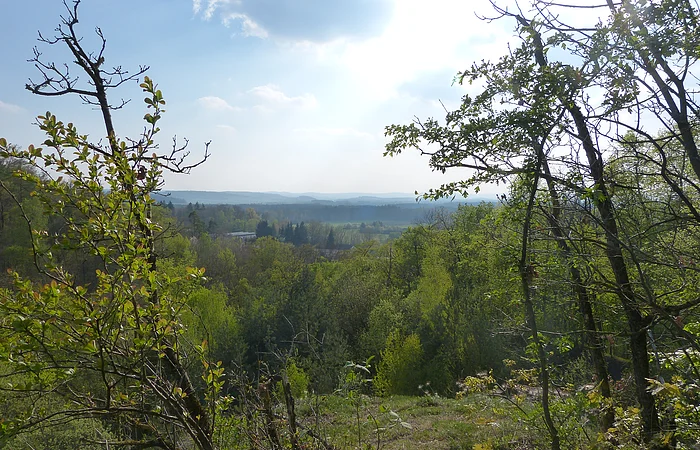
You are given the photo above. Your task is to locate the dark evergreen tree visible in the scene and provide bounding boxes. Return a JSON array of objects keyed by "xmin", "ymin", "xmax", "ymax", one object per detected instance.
[
  {"xmin": 293, "ymin": 222, "xmax": 309, "ymax": 246},
  {"xmin": 326, "ymin": 228, "xmax": 336, "ymax": 249},
  {"xmin": 189, "ymin": 210, "xmax": 205, "ymax": 236},
  {"xmin": 283, "ymin": 222, "xmax": 294, "ymax": 243},
  {"xmin": 207, "ymin": 218, "xmax": 218, "ymax": 234},
  {"xmin": 255, "ymin": 220, "xmax": 275, "ymax": 238}
]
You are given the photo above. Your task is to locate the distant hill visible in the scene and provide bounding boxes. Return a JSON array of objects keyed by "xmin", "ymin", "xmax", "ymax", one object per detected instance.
[{"xmin": 153, "ymin": 190, "xmax": 493, "ymax": 206}]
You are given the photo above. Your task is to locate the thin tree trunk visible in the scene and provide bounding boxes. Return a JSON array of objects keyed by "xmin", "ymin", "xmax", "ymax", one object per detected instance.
[
  {"xmin": 163, "ymin": 346, "xmax": 215, "ymax": 450},
  {"xmin": 618, "ymin": 0, "xmax": 700, "ymax": 183},
  {"xmin": 519, "ymin": 144, "xmax": 561, "ymax": 450},
  {"xmin": 542, "ymin": 159, "xmax": 615, "ymax": 433},
  {"xmin": 260, "ymin": 379, "xmax": 282, "ymax": 450},
  {"xmin": 568, "ymin": 103, "xmax": 662, "ymax": 444},
  {"xmin": 282, "ymin": 374, "xmax": 301, "ymax": 450},
  {"xmin": 517, "ymin": 14, "xmax": 661, "ymax": 443}
]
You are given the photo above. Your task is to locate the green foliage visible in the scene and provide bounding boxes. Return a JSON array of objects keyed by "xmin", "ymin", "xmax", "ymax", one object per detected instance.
[
  {"xmin": 374, "ymin": 330, "xmax": 424, "ymax": 396},
  {"xmin": 0, "ymin": 76, "xmax": 222, "ymax": 448},
  {"xmin": 0, "ymin": 8, "xmax": 221, "ymax": 442},
  {"xmin": 184, "ymin": 285, "xmax": 245, "ymax": 367},
  {"xmin": 8, "ymin": 2, "xmax": 700, "ymax": 447},
  {"xmin": 277, "ymin": 361, "xmax": 310, "ymax": 399},
  {"xmin": 359, "ymin": 297, "xmax": 404, "ymax": 359},
  {"xmin": 255, "ymin": 219, "xmax": 275, "ymax": 238},
  {"xmin": 383, "ymin": 0, "xmax": 700, "ymax": 446},
  {"xmin": 173, "ymin": 204, "xmax": 260, "ymax": 236}
]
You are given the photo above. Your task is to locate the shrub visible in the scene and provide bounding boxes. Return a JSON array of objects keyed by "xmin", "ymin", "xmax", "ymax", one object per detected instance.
[
  {"xmin": 374, "ymin": 330, "xmax": 424, "ymax": 396},
  {"xmin": 284, "ymin": 361, "xmax": 310, "ymax": 399}
]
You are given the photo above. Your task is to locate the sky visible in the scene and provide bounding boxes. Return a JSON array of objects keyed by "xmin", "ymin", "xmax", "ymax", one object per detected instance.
[{"xmin": 0, "ymin": 0, "xmax": 521, "ymax": 196}]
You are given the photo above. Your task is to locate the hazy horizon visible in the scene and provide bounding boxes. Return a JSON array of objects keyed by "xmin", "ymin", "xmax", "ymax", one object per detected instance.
[
  {"xmin": 153, "ymin": 189, "xmax": 495, "ymax": 206},
  {"xmin": 1, "ymin": 0, "xmax": 521, "ymax": 196}
]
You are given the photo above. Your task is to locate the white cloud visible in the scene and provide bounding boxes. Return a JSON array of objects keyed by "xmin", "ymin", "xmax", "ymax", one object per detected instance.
[
  {"xmin": 216, "ymin": 124, "xmax": 237, "ymax": 133},
  {"xmin": 194, "ymin": 0, "xmax": 269, "ymax": 38},
  {"xmin": 197, "ymin": 96, "xmax": 238, "ymax": 111},
  {"xmin": 223, "ymin": 13, "xmax": 269, "ymax": 38},
  {"xmin": 202, "ymin": 0, "xmax": 227, "ymax": 20},
  {"xmin": 0, "ymin": 100, "xmax": 23, "ymax": 114},
  {"xmin": 192, "ymin": 0, "xmax": 391, "ymax": 43},
  {"xmin": 249, "ymin": 84, "xmax": 318, "ymax": 109},
  {"xmin": 300, "ymin": 0, "xmax": 510, "ymax": 100}
]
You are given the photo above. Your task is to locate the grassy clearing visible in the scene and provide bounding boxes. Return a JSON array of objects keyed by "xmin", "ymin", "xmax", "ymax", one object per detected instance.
[{"xmin": 294, "ymin": 394, "xmax": 539, "ymax": 450}]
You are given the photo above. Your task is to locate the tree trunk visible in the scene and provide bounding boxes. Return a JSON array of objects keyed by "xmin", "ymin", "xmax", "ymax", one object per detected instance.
[
  {"xmin": 518, "ymin": 13, "xmax": 661, "ymax": 443},
  {"xmin": 541, "ymin": 159, "xmax": 615, "ymax": 433},
  {"xmin": 519, "ymin": 146, "xmax": 561, "ymax": 450},
  {"xmin": 568, "ymin": 102, "xmax": 662, "ymax": 444},
  {"xmin": 163, "ymin": 346, "xmax": 215, "ymax": 450}
]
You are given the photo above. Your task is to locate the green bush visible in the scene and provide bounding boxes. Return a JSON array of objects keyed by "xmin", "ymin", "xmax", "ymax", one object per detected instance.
[
  {"xmin": 374, "ymin": 330, "xmax": 424, "ymax": 396},
  {"xmin": 422, "ymin": 351, "xmax": 457, "ymax": 395},
  {"xmin": 283, "ymin": 361, "xmax": 310, "ymax": 399}
]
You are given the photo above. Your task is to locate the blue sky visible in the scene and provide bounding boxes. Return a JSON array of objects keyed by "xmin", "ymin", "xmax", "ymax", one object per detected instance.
[{"xmin": 1, "ymin": 0, "xmax": 516, "ymax": 195}]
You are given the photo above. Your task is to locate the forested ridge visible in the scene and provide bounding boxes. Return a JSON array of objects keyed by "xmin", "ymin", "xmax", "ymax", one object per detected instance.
[{"xmin": 3, "ymin": 0, "xmax": 700, "ymax": 449}]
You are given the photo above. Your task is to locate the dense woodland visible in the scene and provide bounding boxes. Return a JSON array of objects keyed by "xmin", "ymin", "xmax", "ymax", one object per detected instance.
[
  {"xmin": 168, "ymin": 201, "xmax": 414, "ymax": 246},
  {"xmin": 3, "ymin": 0, "xmax": 700, "ymax": 449}
]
